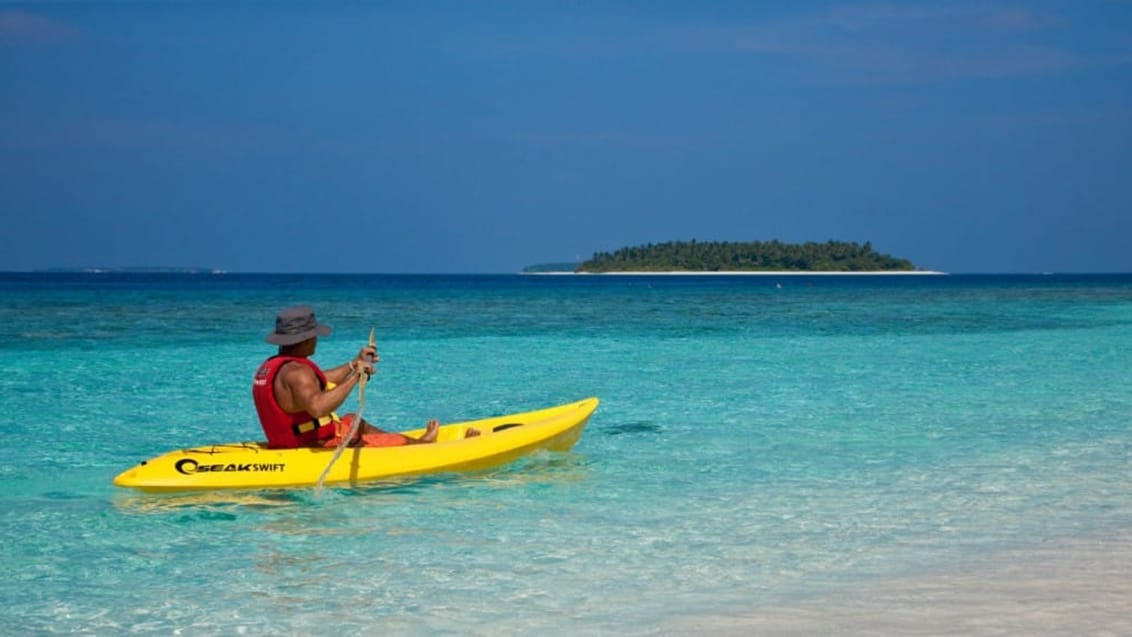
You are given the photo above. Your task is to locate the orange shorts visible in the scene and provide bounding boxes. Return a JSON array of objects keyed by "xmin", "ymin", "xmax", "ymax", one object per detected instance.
[{"xmin": 321, "ymin": 414, "xmax": 411, "ymax": 448}]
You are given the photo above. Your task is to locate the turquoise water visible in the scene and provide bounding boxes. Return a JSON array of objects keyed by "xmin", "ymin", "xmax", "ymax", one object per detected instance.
[{"xmin": 2, "ymin": 273, "xmax": 1131, "ymax": 635}]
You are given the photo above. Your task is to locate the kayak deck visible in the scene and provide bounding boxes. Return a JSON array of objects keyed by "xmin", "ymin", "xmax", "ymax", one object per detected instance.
[{"xmin": 112, "ymin": 397, "xmax": 598, "ymax": 492}]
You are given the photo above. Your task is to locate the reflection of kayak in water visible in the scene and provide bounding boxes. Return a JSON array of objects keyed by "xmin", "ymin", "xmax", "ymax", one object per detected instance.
[
  {"xmin": 112, "ymin": 398, "xmax": 599, "ymax": 492},
  {"xmin": 113, "ymin": 491, "xmax": 302, "ymax": 515}
]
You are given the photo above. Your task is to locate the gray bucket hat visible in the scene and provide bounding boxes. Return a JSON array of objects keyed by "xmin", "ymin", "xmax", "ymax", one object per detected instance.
[{"xmin": 266, "ymin": 305, "xmax": 332, "ymax": 345}]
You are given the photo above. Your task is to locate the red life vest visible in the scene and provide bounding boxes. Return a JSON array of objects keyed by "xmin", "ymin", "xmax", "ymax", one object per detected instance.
[{"xmin": 252, "ymin": 356, "xmax": 337, "ymax": 448}]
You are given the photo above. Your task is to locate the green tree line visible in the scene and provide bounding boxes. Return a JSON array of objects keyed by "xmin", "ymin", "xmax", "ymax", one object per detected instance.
[{"xmin": 579, "ymin": 240, "xmax": 915, "ymax": 272}]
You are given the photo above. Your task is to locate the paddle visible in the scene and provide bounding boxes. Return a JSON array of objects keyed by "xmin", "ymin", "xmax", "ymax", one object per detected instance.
[{"xmin": 315, "ymin": 327, "xmax": 376, "ymax": 491}]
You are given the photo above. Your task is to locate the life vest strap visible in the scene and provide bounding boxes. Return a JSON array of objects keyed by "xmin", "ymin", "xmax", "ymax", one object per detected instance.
[{"xmin": 291, "ymin": 413, "xmax": 340, "ymax": 437}]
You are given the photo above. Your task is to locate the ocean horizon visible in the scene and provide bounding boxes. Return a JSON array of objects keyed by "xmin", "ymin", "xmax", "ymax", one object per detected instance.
[
  {"xmin": 12, "ymin": 268, "xmax": 1132, "ymax": 275},
  {"xmin": 2, "ymin": 272, "xmax": 1130, "ymax": 635}
]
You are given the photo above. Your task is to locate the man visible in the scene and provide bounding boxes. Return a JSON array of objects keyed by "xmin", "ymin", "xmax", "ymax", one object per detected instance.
[{"xmin": 252, "ymin": 305, "xmax": 441, "ymax": 448}]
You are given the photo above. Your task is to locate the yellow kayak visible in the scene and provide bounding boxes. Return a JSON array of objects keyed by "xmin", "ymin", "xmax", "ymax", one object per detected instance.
[{"xmin": 113, "ymin": 397, "xmax": 598, "ymax": 492}]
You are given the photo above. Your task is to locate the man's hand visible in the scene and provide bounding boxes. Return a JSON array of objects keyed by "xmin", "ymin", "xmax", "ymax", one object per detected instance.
[{"xmin": 355, "ymin": 345, "xmax": 378, "ymax": 377}]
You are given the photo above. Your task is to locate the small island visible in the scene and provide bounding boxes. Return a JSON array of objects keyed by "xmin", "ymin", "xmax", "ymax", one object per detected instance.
[{"xmin": 525, "ymin": 240, "xmax": 930, "ymax": 274}]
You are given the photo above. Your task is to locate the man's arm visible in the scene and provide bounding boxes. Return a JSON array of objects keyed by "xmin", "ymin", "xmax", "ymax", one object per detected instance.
[{"xmin": 276, "ymin": 362, "xmax": 362, "ymax": 419}]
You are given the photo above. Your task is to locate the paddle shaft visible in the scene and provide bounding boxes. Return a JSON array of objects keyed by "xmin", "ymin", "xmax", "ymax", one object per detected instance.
[{"xmin": 315, "ymin": 328, "xmax": 376, "ymax": 490}]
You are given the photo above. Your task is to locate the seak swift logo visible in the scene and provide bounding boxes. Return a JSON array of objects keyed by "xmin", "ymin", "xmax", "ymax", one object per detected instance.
[{"xmin": 175, "ymin": 459, "xmax": 286, "ymax": 475}]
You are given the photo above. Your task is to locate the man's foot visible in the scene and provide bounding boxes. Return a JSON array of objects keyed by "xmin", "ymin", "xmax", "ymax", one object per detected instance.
[
  {"xmin": 419, "ymin": 419, "xmax": 440, "ymax": 443},
  {"xmin": 465, "ymin": 427, "xmax": 481, "ymax": 438}
]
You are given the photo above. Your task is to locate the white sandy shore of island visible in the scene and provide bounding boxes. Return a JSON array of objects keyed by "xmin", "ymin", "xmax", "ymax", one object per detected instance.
[
  {"xmin": 523, "ymin": 270, "xmax": 947, "ymax": 276},
  {"xmin": 671, "ymin": 531, "xmax": 1132, "ymax": 637}
]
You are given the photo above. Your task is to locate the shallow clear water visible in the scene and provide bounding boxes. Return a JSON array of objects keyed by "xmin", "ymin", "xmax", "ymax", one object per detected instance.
[{"xmin": 2, "ymin": 273, "xmax": 1131, "ymax": 635}]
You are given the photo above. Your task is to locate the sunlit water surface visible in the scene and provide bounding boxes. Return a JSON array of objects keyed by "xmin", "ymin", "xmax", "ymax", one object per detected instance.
[{"xmin": 2, "ymin": 273, "xmax": 1130, "ymax": 635}]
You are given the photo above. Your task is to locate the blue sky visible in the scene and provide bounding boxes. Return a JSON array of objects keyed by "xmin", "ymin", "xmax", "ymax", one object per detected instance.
[{"xmin": 2, "ymin": 1, "xmax": 1130, "ymax": 273}]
